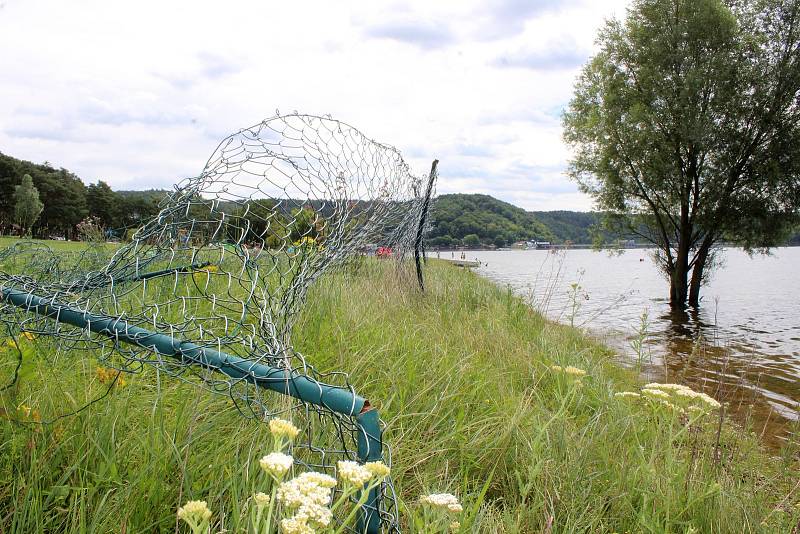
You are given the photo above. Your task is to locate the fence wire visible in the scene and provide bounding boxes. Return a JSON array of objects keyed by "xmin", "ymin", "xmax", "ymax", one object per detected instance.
[{"xmin": 0, "ymin": 113, "xmax": 439, "ymax": 533}]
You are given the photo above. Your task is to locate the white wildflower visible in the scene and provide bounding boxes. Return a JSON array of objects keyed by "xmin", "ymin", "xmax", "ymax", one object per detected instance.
[
  {"xmin": 337, "ymin": 460, "xmax": 373, "ymax": 487},
  {"xmin": 642, "ymin": 388, "xmax": 671, "ymax": 400},
  {"xmin": 280, "ymin": 516, "xmax": 314, "ymax": 534},
  {"xmin": 295, "ymin": 502, "xmax": 333, "ymax": 528},
  {"xmin": 260, "ymin": 452, "xmax": 293, "ymax": 479},
  {"xmin": 277, "ymin": 474, "xmax": 333, "ymax": 509},
  {"xmin": 420, "ymin": 493, "xmax": 462, "ymax": 513},
  {"xmin": 614, "ymin": 392, "xmax": 641, "ymax": 399},
  {"xmin": 269, "ymin": 418, "xmax": 301, "ymax": 440},
  {"xmin": 296, "ymin": 471, "xmax": 337, "ymax": 489}
]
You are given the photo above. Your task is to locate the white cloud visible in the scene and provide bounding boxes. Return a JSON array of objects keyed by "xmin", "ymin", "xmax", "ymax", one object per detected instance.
[{"xmin": 0, "ymin": 0, "xmax": 629, "ymax": 210}]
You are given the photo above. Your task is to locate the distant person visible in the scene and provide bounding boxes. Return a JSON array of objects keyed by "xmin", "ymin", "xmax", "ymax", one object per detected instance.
[
  {"xmin": 436, "ymin": 251, "xmax": 440, "ymax": 259},
  {"xmin": 451, "ymin": 252, "xmax": 454, "ymax": 258}
]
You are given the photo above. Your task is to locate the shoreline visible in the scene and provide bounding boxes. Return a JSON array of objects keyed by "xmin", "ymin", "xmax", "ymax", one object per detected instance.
[{"xmin": 463, "ymin": 255, "xmax": 800, "ymax": 451}]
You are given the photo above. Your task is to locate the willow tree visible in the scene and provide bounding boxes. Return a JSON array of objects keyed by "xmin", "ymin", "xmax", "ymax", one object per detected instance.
[{"xmin": 563, "ymin": 0, "xmax": 800, "ymax": 308}]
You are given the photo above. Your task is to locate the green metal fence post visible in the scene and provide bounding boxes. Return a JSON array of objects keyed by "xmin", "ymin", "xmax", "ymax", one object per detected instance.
[{"xmin": 356, "ymin": 406, "xmax": 382, "ymax": 533}]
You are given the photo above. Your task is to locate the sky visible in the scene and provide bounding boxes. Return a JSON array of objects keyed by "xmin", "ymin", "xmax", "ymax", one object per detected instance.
[{"xmin": 0, "ymin": 0, "xmax": 630, "ymax": 211}]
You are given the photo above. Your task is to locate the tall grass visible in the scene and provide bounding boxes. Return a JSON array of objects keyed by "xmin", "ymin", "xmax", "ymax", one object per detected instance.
[{"xmin": 1, "ymin": 259, "xmax": 798, "ymax": 532}]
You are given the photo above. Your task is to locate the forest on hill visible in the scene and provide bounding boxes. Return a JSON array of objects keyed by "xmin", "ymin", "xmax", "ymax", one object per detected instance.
[{"xmin": 427, "ymin": 193, "xmax": 554, "ymax": 248}]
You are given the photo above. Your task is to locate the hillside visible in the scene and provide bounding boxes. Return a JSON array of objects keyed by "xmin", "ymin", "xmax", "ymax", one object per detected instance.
[
  {"xmin": 428, "ymin": 193, "xmax": 554, "ymax": 247},
  {"xmin": 530, "ymin": 210, "xmax": 601, "ymax": 244}
]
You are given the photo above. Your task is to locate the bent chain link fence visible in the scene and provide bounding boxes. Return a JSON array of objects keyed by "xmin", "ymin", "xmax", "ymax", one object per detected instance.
[{"xmin": 0, "ymin": 113, "xmax": 439, "ymax": 533}]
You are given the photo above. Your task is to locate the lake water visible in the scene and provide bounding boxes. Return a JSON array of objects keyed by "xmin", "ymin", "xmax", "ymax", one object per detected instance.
[{"xmin": 459, "ymin": 247, "xmax": 800, "ymax": 447}]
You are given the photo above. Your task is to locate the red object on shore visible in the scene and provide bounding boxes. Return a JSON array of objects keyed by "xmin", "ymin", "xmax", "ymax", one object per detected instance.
[{"xmin": 376, "ymin": 247, "xmax": 393, "ymax": 257}]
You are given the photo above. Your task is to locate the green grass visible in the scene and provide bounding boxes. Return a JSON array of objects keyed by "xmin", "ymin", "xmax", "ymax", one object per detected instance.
[
  {"xmin": 1, "ymin": 256, "xmax": 798, "ymax": 532},
  {"xmin": 0, "ymin": 237, "xmax": 92, "ymax": 252}
]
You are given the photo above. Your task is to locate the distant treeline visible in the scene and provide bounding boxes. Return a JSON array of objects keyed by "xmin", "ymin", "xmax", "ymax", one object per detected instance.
[
  {"xmin": 429, "ymin": 194, "xmax": 800, "ymax": 247},
  {"xmin": 0, "ymin": 152, "xmax": 166, "ymax": 239},
  {"xmin": 2, "ymin": 151, "xmax": 798, "ymax": 245}
]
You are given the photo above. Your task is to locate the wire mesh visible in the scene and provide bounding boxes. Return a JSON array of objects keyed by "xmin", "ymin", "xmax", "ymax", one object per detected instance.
[{"xmin": 0, "ymin": 113, "xmax": 438, "ymax": 532}]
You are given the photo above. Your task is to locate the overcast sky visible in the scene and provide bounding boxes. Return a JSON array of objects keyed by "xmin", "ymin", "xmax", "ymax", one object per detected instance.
[{"xmin": 0, "ymin": 0, "xmax": 629, "ymax": 211}]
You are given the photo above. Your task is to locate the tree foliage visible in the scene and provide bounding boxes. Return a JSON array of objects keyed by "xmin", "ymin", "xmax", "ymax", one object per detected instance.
[
  {"xmin": 14, "ymin": 174, "xmax": 43, "ymax": 236},
  {"xmin": 564, "ymin": 0, "xmax": 800, "ymax": 307},
  {"xmin": 0, "ymin": 152, "xmax": 166, "ymax": 239}
]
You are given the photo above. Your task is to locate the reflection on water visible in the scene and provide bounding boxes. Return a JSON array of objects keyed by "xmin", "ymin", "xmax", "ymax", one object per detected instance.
[{"xmin": 468, "ymin": 247, "xmax": 800, "ymax": 448}]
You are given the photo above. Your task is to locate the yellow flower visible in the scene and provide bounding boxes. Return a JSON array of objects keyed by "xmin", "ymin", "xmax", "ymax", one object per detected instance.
[
  {"xmin": 364, "ymin": 461, "xmax": 390, "ymax": 480},
  {"xmin": 177, "ymin": 500, "xmax": 212, "ymax": 531},
  {"xmin": 253, "ymin": 492, "xmax": 270, "ymax": 508},
  {"xmin": 564, "ymin": 366, "xmax": 587, "ymax": 377},
  {"xmin": 551, "ymin": 364, "xmax": 587, "ymax": 378},
  {"xmin": 269, "ymin": 418, "xmax": 300, "ymax": 440},
  {"xmin": 96, "ymin": 366, "xmax": 127, "ymax": 387},
  {"xmin": 21, "ymin": 332, "xmax": 35, "ymax": 341}
]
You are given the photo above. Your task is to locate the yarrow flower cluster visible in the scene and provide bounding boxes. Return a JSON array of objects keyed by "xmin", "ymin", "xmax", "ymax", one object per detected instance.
[
  {"xmin": 551, "ymin": 364, "xmax": 587, "ymax": 378},
  {"xmin": 260, "ymin": 452, "xmax": 294, "ymax": 479},
  {"xmin": 615, "ymin": 382, "xmax": 721, "ymax": 415},
  {"xmin": 277, "ymin": 471, "xmax": 335, "ymax": 530},
  {"xmin": 253, "ymin": 491, "xmax": 271, "ymax": 507},
  {"xmin": 550, "ymin": 365, "xmax": 586, "ymax": 387},
  {"xmin": 177, "ymin": 500, "xmax": 212, "ymax": 533},
  {"xmin": 642, "ymin": 388, "xmax": 671, "ymax": 400},
  {"xmin": 280, "ymin": 516, "xmax": 315, "ymax": 534},
  {"xmin": 336, "ymin": 460, "xmax": 373, "ymax": 487},
  {"xmin": 269, "ymin": 418, "xmax": 301, "ymax": 440},
  {"xmin": 277, "ymin": 472, "xmax": 334, "ymax": 509},
  {"xmin": 364, "ymin": 461, "xmax": 391, "ymax": 480},
  {"xmin": 420, "ymin": 493, "xmax": 463, "ymax": 513}
]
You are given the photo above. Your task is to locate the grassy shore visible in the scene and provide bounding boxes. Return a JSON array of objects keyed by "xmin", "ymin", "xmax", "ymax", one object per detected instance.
[{"xmin": 1, "ymin": 256, "xmax": 798, "ymax": 532}]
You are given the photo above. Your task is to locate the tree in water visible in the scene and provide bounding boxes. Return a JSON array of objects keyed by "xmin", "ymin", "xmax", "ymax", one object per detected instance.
[
  {"xmin": 563, "ymin": 0, "xmax": 800, "ymax": 308},
  {"xmin": 14, "ymin": 174, "xmax": 44, "ymax": 237}
]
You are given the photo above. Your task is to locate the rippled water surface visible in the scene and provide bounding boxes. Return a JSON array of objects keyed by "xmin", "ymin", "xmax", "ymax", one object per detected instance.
[{"xmin": 461, "ymin": 247, "xmax": 800, "ymax": 446}]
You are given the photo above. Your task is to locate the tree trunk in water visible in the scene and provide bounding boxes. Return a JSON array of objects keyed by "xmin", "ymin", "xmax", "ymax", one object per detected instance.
[
  {"xmin": 670, "ymin": 262, "xmax": 689, "ymax": 308},
  {"xmin": 688, "ymin": 238, "xmax": 714, "ymax": 307}
]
